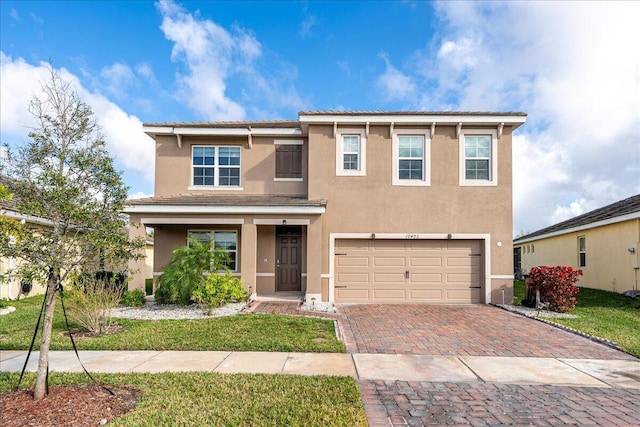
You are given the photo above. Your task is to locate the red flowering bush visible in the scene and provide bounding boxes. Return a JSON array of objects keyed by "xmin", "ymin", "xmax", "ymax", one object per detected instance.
[{"xmin": 528, "ymin": 266, "xmax": 582, "ymax": 312}]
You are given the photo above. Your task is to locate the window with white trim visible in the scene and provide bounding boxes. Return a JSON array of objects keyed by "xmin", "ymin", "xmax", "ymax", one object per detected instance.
[
  {"xmin": 578, "ymin": 236, "xmax": 586, "ymax": 268},
  {"xmin": 459, "ymin": 129, "xmax": 498, "ymax": 186},
  {"xmin": 192, "ymin": 146, "xmax": 241, "ymax": 187},
  {"xmin": 336, "ymin": 129, "xmax": 366, "ymax": 176},
  {"xmin": 187, "ymin": 230, "xmax": 238, "ymax": 271},
  {"xmin": 392, "ymin": 130, "xmax": 431, "ymax": 186}
]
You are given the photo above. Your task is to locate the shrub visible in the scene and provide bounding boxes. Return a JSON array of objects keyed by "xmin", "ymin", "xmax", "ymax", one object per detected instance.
[
  {"xmin": 191, "ymin": 272, "xmax": 248, "ymax": 309},
  {"xmin": 63, "ymin": 275, "xmax": 124, "ymax": 334},
  {"xmin": 121, "ymin": 289, "xmax": 146, "ymax": 307},
  {"xmin": 155, "ymin": 239, "xmax": 229, "ymax": 305},
  {"xmin": 528, "ymin": 265, "xmax": 581, "ymax": 312},
  {"xmin": 0, "ymin": 298, "xmax": 8, "ymax": 309}
]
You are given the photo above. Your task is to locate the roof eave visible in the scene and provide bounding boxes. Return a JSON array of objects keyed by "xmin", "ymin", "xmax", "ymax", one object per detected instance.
[
  {"xmin": 124, "ymin": 204, "xmax": 326, "ymax": 215},
  {"xmin": 514, "ymin": 211, "xmax": 640, "ymax": 244}
]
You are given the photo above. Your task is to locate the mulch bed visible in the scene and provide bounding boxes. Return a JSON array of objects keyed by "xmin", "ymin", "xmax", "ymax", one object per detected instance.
[{"xmin": 0, "ymin": 384, "xmax": 140, "ymax": 427}]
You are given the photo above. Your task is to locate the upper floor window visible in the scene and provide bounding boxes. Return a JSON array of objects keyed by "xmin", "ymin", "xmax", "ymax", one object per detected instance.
[
  {"xmin": 192, "ymin": 146, "xmax": 241, "ymax": 188},
  {"xmin": 392, "ymin": 130, "xmax": 431, "ymax": 186},
  {"xmin": 336, "ymin": 129, "xmax": 366, "ymax": 176},
  {"xmin": 274, "ymin": 140, "xmax": 303, "ymax": 181},
  {"xmin": 459, "ymin": 129, "xmax": 498, "ymax": 186},
  {"xmin": 188, "ymin": 230, "xmax": 238, "ymax": 271},
  {"xmin": 578, "ymin": 236, "xmax": 586, "ymax": 267}
]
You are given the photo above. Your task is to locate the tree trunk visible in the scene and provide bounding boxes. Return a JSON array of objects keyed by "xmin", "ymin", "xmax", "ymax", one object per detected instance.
[{"xmin": 33, "ymin": 275, "xmax": 58, "ymax": 400}]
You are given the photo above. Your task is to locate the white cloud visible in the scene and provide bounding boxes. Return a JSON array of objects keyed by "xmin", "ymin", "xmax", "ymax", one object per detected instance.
[
  {"xmin": 155, "ymin": 0, "xmax": 307, "ymax": 120},
  {"xmin": 550, "ymin": 199, "xmax": 586, "ymax": 224},
  {"xmin": 379, "ymin": 1, "xmax": 640, "ymax": 234},
  {"xmin": 100, "ymin": 62, "xmax": 135, "ymax": 98},
  {"xmin": 128, "ymin": 191, "xmax": 154, "ymax": 200},
  {"xmin": 299, "ymin": 15, "xmax": 316, "ymax": 38},
  {"xmin": 135, "ymin": 63, "xmax": 156, "ymax": 83},
  {"xmin": 0, "ymin": 53, "xmax": 155, "ymax": 183},
  {"xmin": 10, "ymin": 9, "xmax": 19, "ymax": 21},
  {"xmin": 376, "ymin": 53, "xmax": 416, "ymax": 101},
  {"xmin": 156, "ymin": 0, "xmax": 248, "ymax": 120}
]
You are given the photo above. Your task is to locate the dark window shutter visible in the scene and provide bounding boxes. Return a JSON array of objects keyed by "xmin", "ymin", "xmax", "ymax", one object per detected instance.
[{"xmin": 276, "ymin": 145, "xmax": 302, "ymax": 178}]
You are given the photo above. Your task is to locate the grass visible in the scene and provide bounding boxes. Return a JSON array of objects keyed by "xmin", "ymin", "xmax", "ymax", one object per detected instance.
[
  {"xmin": 0, "ymin": 371, "xmax": 367, "ymax": 426},
  {"xmin": 0, "ymin": 295, "xmax": 344, "ymax": 353},
  {"xmin": 512, "ymin": 280, "xmax": 640, "ymax": 358}
]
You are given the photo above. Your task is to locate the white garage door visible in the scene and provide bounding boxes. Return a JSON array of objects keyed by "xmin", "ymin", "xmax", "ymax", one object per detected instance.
[{"xmin": 334, "ymin": 239, "xmax": 483, "ymax": 303}]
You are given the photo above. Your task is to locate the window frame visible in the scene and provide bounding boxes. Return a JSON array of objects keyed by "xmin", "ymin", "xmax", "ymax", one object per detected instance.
[
  {"xmin": 392, "ymin": 129, "xmax": 431, "ymax": 186},
  {"xmin": 187, "ymin": 230, "xmax": 238, "ymax": 272},
  {"xmin": 578, "ymin": 236, "xmax": 586, "ymax": 268},
  {"xmin": 335, "ymin": 128, "xmax": 366, "ymax": 176},
  {"xmin": 459, "ymin": 129, "xmax": 498, "ymax": 186},
  {"xmin": 190, "ymin": 145, "xmax": 242, "ymax": 190},
  {"xmin": 274, "ymin": 139, "xmax": 304, "ymax": 182}
]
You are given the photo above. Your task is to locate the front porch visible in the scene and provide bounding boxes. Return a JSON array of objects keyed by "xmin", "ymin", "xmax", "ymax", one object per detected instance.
[{"xmin": 125, "ymin": 194, "xmax": 327, "ymax": 303}]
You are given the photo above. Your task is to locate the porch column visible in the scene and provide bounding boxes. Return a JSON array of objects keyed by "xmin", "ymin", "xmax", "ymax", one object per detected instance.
[
  {"xmin": 305, "ymin": 217, "xmax": 322, "ymax": 303},
  {"xmin": 240, "ymin": 223, "xmax": 257, "ymax": 298},
  {"xmin": 127, "ymin": 219, "xmax": 147, "ymax": 292}
]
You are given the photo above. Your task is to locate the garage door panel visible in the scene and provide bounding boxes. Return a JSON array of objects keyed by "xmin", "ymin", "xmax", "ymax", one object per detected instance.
[
  {"xmin": 447, "ymin": 257, "xmax": 480, "ymax": 267},
  {"xmin": 410, "ymin": 257, "xmax": 442, "ymax": 267},
  {"xmin": 373, "ymin": 256, "xmax": 406, "ymax": 267},
  {"xmin": 336, "ymin": 288, "xmax": 370, "ymax": 301},
  {"xmin": 410, "ymin": 289, "xmax": 444, "ymax": 300},
  {"xmin": 334, "ymin": 239, "xmax": 483, "ymax": 303},
  {"xmin": 337, "ymin": 240, "xmax": 371, "ymax": 251},
  {"xmin": 410, "ymin": 273, "xmax": 442, "ymax": 283},
  {"xmin": 409, "ymin": 240, "xmax": 444, "ymax": 250},
  {"xmin": 447, "ymin": 273, "xmax": 480, "ymax": 284},
  {"xmin": 373, "ymin": 289, "xmax": 406, "ymax": 300},
  {"xmin": 373, "ymin": 240, "xmax": 407, "ymax": 250},
  {"xmin": 447, "ymin": 289, "xmax": 480, "ymax": 302},
  {"xmin": 337, "ymin": 256, "xmax": 369, "ymax": 267},
  {"xmin": 337, "ymin": 273, "xmax": 370, "ymax": 283},
  {"xmin": 373, "ymin": 273, "xmax": 406, "ymax": 283}
]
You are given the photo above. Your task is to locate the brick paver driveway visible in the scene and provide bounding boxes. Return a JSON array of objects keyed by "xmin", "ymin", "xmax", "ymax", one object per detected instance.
[
  {"xmin": 338, "ymin": 304, "xmax": 635, "ymax": 359},
  {"xmin": 338, "ymin": 304, "xmax": 639, "ymax": 426}
]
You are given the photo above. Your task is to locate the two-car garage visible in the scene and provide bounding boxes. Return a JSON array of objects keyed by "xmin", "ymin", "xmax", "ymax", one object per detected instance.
[{"xmin": 333, "ymin": 238, "xmax": 484, "ymax": 303}]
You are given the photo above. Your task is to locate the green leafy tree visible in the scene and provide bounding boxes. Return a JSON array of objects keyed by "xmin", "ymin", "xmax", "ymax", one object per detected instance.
[{"xmin": 0, "ymin": 68, "xmax": 144, "ymax": 400}]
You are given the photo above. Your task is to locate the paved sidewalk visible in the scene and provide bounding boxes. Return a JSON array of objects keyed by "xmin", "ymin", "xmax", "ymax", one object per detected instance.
[{"xmin": 2, "ymin": 350, "xmax": 639, "ymax": 389}]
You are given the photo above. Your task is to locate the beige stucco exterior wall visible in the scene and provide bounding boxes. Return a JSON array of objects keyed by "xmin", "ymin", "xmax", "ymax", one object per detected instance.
[
  {"xmin": 307, "ymin": 124, "xmax": 516, "ymax": 303},
  {"xmin": 516, "ymin": 219, "xmax": 640, "ymax": 292},
  {"xmin": 154, "ymin": 135, "xmax": 308, "ymax": 197}
]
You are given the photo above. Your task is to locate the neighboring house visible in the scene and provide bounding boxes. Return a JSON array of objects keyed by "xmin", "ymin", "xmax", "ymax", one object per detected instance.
[
  {"xmin": 125, "ymin": 111, "xmax": 526, "ymax": 304},
  {"xmin": 513, "ymin": 195, "xmax": 640, "ymax": 292},
  {"xmin": 0, "ymin": 193, "xmax": 50, "ymax": 300}
]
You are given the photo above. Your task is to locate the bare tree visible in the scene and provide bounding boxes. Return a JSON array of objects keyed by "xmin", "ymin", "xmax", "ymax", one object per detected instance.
[{"xmin": 0, "ymin": 68, "xmax": 144, "ymax": 400}]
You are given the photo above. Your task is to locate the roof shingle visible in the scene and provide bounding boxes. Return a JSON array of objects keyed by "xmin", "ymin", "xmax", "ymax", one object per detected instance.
[{"xmin": 514, "ymin": 194, "xmax": 640, "ymax": 242}]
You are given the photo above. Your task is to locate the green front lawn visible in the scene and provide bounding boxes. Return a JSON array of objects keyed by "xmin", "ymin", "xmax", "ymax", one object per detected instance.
[
  {"xmin": 512, "ymin": 280, "xmax": 640, "ymax": 358},
  {"xmin": 0, "ymin": 372, "xmax": 367, "ymax": 426},
  {"xmin": 0, "ymin": 296, "xmax": 344, "ymax": 353}
]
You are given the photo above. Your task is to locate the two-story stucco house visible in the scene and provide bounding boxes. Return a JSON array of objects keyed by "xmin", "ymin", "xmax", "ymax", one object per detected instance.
[{"xmin": 125, "ymin": 111, "xmax": 526, "ymax": 304}]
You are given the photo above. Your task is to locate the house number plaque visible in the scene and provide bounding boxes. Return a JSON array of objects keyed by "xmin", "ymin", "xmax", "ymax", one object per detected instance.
[{"xmin": 406, "ymin": 234, "xmax": 420, "ymax": 239}]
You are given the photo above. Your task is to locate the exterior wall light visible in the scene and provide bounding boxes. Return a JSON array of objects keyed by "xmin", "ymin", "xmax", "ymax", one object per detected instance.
[{"xmin": 629, "ymin": 247, "xmax": 636, "ymax": 254}]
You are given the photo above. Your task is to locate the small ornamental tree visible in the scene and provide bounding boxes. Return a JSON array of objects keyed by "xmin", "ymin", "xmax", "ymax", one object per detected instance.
[
  {"xmin": 528, "ymin": 266, "xmax": 582, "ymax": 312},
  {"xmin": 0, "ymin": 68, "xmax": 144, "ymax": 400}
]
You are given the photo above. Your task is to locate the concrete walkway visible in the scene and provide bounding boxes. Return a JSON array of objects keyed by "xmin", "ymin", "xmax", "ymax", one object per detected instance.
[{"xmin": 2, "ymin": 350, "xmax": 639, "ymax": 389}]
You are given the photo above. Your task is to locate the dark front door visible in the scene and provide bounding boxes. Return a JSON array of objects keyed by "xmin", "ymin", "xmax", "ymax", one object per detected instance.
[{"xmin": 276, "ymin": 229, "xmax": 302, "ymax": 292}]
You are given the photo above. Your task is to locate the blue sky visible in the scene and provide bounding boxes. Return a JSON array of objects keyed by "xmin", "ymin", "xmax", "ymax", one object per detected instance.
[{"xmin": 1, "ymin": 1, "xmax": 639, "ymax": 235}]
